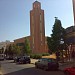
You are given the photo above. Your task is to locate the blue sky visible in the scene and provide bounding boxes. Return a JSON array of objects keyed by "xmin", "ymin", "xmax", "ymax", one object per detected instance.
[{"xmin": 0, "ymin": 0, "xmax": 74, "ymax": 42}]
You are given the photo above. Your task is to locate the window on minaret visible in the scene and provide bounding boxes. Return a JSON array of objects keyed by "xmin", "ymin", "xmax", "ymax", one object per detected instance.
[
  {"xmin": 40, "ymin": 14, "xmax": 42, "ymax": 32},
  {"xmin": 33, "ymin": 36, "xmax": 34, "ymax": 44},
  {"xmin": 41, "ymin": 33, "xmax": 42, "ymax": 42},
  {"xmin": 34, "ymin": 5, "xmax": 35, "ymax": 8},
  {"xmin": 33, "ymin": 46, "xmax": 34, "ymax": 49},
  {"xmin": 40, "ymin": 22, "xmax": 42, "ymax": 33},
  {"xmin": 38, "ymin": 4, "xmax": 39, "ymax": 7},
  {"xmin": 32, "ymin": 16, "xmax": 34, "ymax": 35},
  {"xmin": 33, "ymin": 4, "xmax": 37, "ymax": 9},
  {"xmin": 40, "ymin": 14, "xmax": 43, "ymax": 45},
  {"xmin": 32, "ymin": 16, "xmax": 34, "ymax": 24},
  {"xmin": 32, "ymin": 15, "xmax": 34, "ymax": 45},
  {"xmin": 38, "ymin": 4, "xmax": 40, "ymax": 8},
  {"xmin": 40, "ymin": 13, "xmax": 42, "ymax": 21},
  {"xmin": 41, "ymin": 33, "xmax": 43, "ymax": 45}
]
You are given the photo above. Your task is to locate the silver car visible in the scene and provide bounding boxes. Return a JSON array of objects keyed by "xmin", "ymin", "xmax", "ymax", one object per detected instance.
[{"xmin": 35, "ymin": 58, "xmax": 59, "ymax": 71}]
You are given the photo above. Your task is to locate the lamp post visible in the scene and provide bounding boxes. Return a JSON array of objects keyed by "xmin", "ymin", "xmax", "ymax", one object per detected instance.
[
  {"xmin": 60, "ymin": 38, "xmax": 64, "ymax": 62},
  {"xmin": 66, "ymin": 44, "xmax": 72, "ymax": 61},
  {"xmin": 68, "ymin": 44, "xmax": 72, "ymax": 61}
]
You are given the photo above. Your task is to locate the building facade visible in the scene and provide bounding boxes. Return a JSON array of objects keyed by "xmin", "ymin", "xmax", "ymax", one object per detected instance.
[
  {"xmin": 0, "ymin": 41, "xmax": 13, "ymax": 54},
  {"xmin": 14, "ymin": 1, "xmax": 48, "ymax": 54},
  {"xmin": 14, "ymin": 37, "xmax": 48, "ymax": 54},
  {"xmin": 65, "ymin": 26, "xmax": 75, "ymax": 59},
  {"xmin": 14, "ymin": 36, "xmax": 31, "ymax": 50},
  {"xmin": 65, "ymin": 26, "xmax": 75, "ymax": 44},
  {"xmin": 13, "ymin": 1, "xmax": 75, "ymax": 55}
]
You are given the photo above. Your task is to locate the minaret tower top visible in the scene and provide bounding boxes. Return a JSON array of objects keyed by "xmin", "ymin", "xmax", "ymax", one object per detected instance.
[{"xmin": 33, "ymin": 1, "xmax": 41, "ymax": 9}]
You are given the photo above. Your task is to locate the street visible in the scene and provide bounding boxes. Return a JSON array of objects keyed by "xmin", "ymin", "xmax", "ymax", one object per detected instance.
[{"xmin": 0, "ymin": 60, "xmax": 64, "ymax": 75}]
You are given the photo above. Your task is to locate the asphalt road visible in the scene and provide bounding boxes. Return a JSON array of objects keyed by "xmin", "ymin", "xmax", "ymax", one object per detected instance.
[{"xmin": 0, "ymin": 60, "xmax": 64, "ymax": 75}]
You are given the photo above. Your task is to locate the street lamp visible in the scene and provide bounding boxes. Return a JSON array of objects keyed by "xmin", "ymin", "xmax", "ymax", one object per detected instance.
[
  {"xmin": 60, "ymin": 38, "xmax": 64, "ymax": 62},
  {"xmin": 66, "ymin": 44, "xmax": 72, "ymax": 61},
  {"xmin": 68, "ymin": 44, "xmax": 72, "ymax": 61}
]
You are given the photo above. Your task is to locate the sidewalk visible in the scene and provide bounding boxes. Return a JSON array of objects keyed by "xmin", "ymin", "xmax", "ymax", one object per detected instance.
[
  {"xmin": 0, "ymin": 59, "xmax": 38, "ymax": 75},
  {"xmin": 0, "ymin": 66, "xmax": 3, "ymax": 75},
  {"xmin": 59, "ymin": 61, "xmax": 75, "ymax": 70},
  {"xmin": 59, "ymin": 60, "xmax": 75, "ymax": 66},
  {"xmin": 31, "ymin": 58, "xmax": 38, "ymax": 64},
  {"xmin": 0, "ymin": 70, "xmax": 2, "ymax": 75}
]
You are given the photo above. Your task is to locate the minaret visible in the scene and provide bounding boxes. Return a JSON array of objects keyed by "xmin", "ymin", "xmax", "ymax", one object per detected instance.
[
  {"xmin": 30, "ymin": 1, "xmax": 47, "ymax": 53},
  {"xmin": 72, "ymin": 0, "xmax": 75, "ymax": 25}
]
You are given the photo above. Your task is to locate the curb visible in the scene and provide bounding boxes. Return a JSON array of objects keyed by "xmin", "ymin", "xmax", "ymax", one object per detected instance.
[
  {"xmin": 59, "ymin": 61, "xmax": 75, "ymax": 66},
  {"xmin": 0, "ymin": 62, "xmax": 3, "ymax": 75},
  {"xmin": 31, "ymin": 59, "xmax": 38, "ymax": 64},
  {"xmin": 30, "ymin": 62, "xmax": 36, "ymax": 65},
  {"xmin": 0, "ymin": 71, "xmax": 3, "ymax": 75}
]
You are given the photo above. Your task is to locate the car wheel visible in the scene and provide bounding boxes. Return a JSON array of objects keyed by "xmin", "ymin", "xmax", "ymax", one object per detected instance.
[
  {"xmin": 35, "ymin": 65, "xmax": 38, "ymax": 68},
  {"xmin": 19, "ymin": 61, "xmax": 20, "ymax": 64},
  {"xmin": 29, "ymin": 61, "xmax": 30, "ymax": 64},
  {"xmin": 64, "ymin": 71, "xmax": 70, "ymax": 75},
  {"xmin": 43, "ymin": 66, "xmax": 48, "ymax": 71},
  {"xmin": 54, "ymin": 68, "xmax": 59, "ymax": 71}
]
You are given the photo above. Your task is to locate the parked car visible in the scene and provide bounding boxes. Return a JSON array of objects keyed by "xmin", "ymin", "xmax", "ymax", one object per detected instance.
[
  {"xmin": 35, "ymin": 58, "xmax": 59, "ymax": 71},
  {"xmin": 0, "ymin": 54, "xmax": 4, "ymax": 60},
  {"xmin": 64, "ymin": 66, "xmax": 75, "ymax": 75},
  {"xmin": 19, "ymin": 56, "xmax": 31, "ymax": 64},
  {"xmin": 6, "ymin": 56, "xmax": 13, "ymax": 60},
  {"xmin": 14, "ymin": 56, "xmax": 21, "ymax": 63}
]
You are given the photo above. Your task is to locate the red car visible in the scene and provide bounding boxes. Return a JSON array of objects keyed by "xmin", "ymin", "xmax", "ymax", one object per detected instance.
[{"xmin": 64, "ymin": 67, "xmax": 75, "ymax": 75}]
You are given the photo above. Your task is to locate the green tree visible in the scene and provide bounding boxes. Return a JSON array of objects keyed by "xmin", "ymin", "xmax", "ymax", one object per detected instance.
[
  {"xmin": 23, "ymin": 38, "xmax": 31, "ymax": 55},
  {"xmin": 47, "ymin": 37, "xmax": 53, "ymax": 54},
  {"xmin": 12, "ymin": 44, "xmax": 21, "ymax": 56},
  {"xmin": 47, "ymin": 17, "xmax": 65, "ymax": 53},
  {"xmin": 6, "ymin": 44, "xmax": 13, "ymax": 57}
]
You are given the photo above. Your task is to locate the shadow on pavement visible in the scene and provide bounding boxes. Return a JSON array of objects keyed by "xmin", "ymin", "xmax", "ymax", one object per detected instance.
[{"xmin": 4, "ymin": 67, "xmax": 64, "ymax": 75}]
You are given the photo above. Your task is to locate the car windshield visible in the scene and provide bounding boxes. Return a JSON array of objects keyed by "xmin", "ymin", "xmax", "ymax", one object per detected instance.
[
  {"xmin": 47, "ymin": 59, "xmax": 52, "ymax": 62},
  {"xmin": 41, "ymin": 58, "xmax": 52, "ymax": 62},
  {"xmin": 43, "ymin": 58, "xmax": 56, "ymax": 62}
]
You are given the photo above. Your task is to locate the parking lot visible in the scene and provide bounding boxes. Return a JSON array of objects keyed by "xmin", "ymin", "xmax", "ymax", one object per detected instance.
[{"xmin": 0, "ymin": 59, "xmax": 65, "ymax": 75}]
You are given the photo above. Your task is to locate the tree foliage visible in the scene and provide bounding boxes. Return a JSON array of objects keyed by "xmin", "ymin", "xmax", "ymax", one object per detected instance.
[
  {"xmin": 5, "ymin": 44, "xmax": 21, "ymax": 57},
  {"xmin": 12, "ymin": 44, "xmax": 21, "ymax": 56},
  {"xmin": 23, "ymin": 38, "xmax": 31, "ymax": 55},
  {"xmin": 5, "ymin": 44, "xmax": 13, "ymax": 57},
  {"xmin": 47, "ymin": 17, "xmax": 65, "ymax": 53}
]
